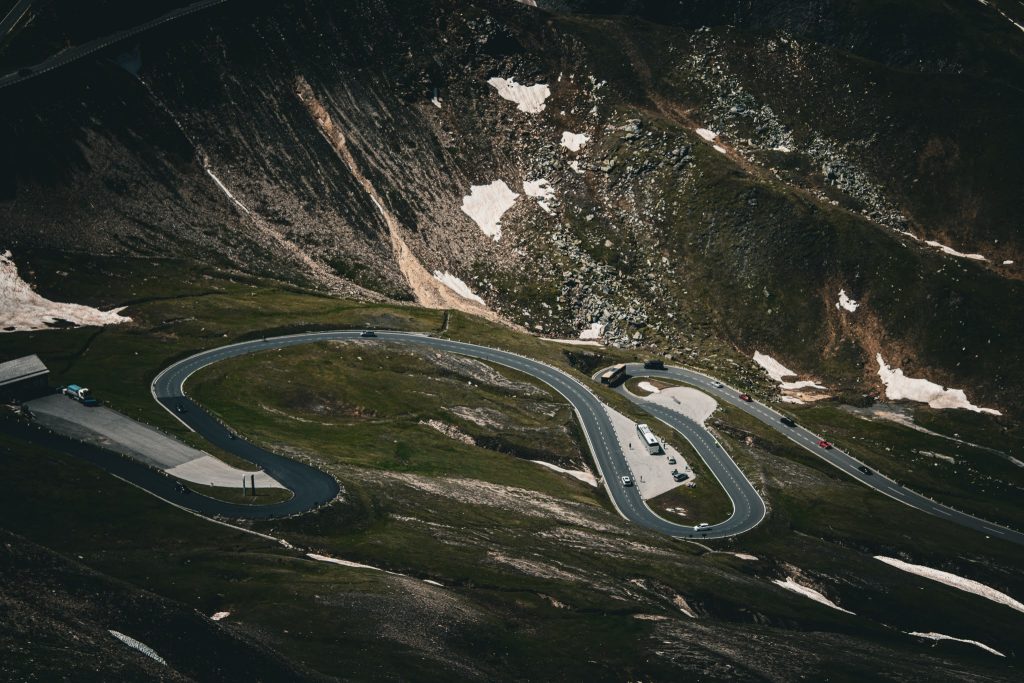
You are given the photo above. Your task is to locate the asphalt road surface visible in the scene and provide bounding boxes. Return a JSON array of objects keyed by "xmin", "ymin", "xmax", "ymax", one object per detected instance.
[
  {"xmin": 619, "ymin": 362, "xmax": 1024, "ymax": 546},
  {"xmin": 151, "ymin": 330, "xmax": 761, "ymax": 538}
]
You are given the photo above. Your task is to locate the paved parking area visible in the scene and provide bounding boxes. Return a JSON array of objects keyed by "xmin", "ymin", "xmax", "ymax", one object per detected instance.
[
  {"xmin": 603, "ymin": 406, "xmax": 694, "ymax": 500},
  {"xmin": 27, "ymin": 394, "xmax": 282, "ymax": 489}
]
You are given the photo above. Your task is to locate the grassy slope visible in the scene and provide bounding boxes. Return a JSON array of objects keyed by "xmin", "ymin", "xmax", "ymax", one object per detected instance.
[{"xmin": 1, "ymin": 255, "xmax": 1022, "ymax": 678}]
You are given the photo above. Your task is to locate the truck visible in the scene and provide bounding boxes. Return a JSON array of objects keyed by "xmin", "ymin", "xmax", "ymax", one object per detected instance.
[
  {"xmin": 600, "ymin": 364, "xmax": 626, "ymax": 385},
  {"xmin": 643, "ymin": 359, "xmax": 665, "ymax": 370},
  {"xmin": 61, "ymin": 384, "xmax": 99, "ymax": 407}
]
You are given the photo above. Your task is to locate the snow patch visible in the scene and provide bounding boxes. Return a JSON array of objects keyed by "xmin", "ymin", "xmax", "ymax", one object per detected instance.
[
  {"xmin": 308, "ymin": 553, "xmax": 381, "ymax": 572},
  {"xmin": 836, "ymin": 289, "xmax": 860, "ymax": 312},
  {"xmin": 875, "ymin": 354, "xmax": 1000, "ymax": 415},
  {"xmin": 1, "ymin": 251, "xmax": 131, "ymax": 333},
  {"xmin": 924, "ymin": 240, "xmax": 986, "ymax": 261},
  {"xmin": 579, "ymin": 322, "xmax": 605, "ymax": 340},
  {"xmin": 530, "ymin": 460, "xmax": 598, "ymax": 487},
  {"xmin": 210, "ymin": 611, "xmax": 230, "ymax": 621},
  {"xmin": 432, "ymin": 271, "xmax": 485, "ymax": 305},
  {"xmin": 569, "ymin": 160, "xmax": 584, "ymax": 174},
  {"xmin": 636, "ymin": 381, "xmax": 661, "ymax": 394},
  {"xmin": 772, "ymin": 145, "xmax": 792, "ymax": 153},
  {"xmin": 908, "ymin": 632, "xmax": 1004, "ymax": 657},
  {"xmin": 713, "ymin": 144, "xmax": 728, "ymax": 154},
  {"xmin": 754, "ymin": 352, "xmax": 826, "ymax": 390},
  {"xmin": 523, "ymin": 178, "xmax": 555, "ymax": 214},
  {"xmin": 875, "ymin": 556, "xmax": 1024, "ymax": 613},
  {"xmin": 487, "ymin": 77, "xmax": 550, "ymax": 114},
  {"xmin": 734, "ymin": 553, "xmax": 759, "ymax": 561},
  {"xmin": 560, "ymin": 131, "xmax": 590, "ymax": 152},
  {"xmin": 695, "ymin": 128, "xmax": 718, "ymax": 141},
  {"xmin": 461, "ymin": 181, "xmax": 519, "ymax": 241},
  {"xmin": 539, "ymin": 337, "xmax": 602, "ymax": 347},
  {"xmin": 1002, "ymin": 260, "xmax": 1014, "ymax": 265},
  {"xmin": 109, "ymin": 630, "xmax": 167, "ymax": 665},
  {"xmin": 772, "ymin": 577, "xmax": 854, "ymax": 614}
]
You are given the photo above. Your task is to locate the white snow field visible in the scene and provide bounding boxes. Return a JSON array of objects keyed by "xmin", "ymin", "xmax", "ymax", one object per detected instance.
[
  {"xmin": 875, "ymin": 354, "xmax": 1000, "ymax": 415},
  {"xmin": 461, "ymin": 181, "xmax": 519, "ymax": 240},
  {"xmin": 487, "ymin": 77, "xmax": 550, "ymax": 113},
  {"xmin": 908, "ymin": 632, "xmax": 1004, "ymax": 657},
  {"xmin": 560, "ymin": 131, "xmax": 590, "ymax": 151},
  {"xmin": 924, "ymin": 240, "xmax": 986, "ymax": 261},
  {"xmin": 1, "ymin": 250, "xmax": 131, "ymax": 333},
  {"xmin": 530, "ymin": 460, "xmax": 598, "ymax": 487},
  {"xmin": 523, "ymin": 178, "xmax": 555, "ymax": 214},
  {"xmin": 432, "ymin": 271, "xmax": 485, "ymax": 305},
  {"xmin": 579, "ymin": 322, "xmax": 605, "ymax": 340},
  {"xmin": 753, "ymin": 352, "xmax": 826, "ymax": 391},
  {"xmin": 875, "ymin": 556, "xmax": 1024, "ymax": 613},
  {"xmin": 835, "ymin": 289, "xmax": 860, "ymax": 312},
  {"xmin": 772, "ymin": 577, "xmax": 855, "ymax": 614},
  {"xmin": 695, "ymin": 128, "xmax": 718, "ymax": 141}
]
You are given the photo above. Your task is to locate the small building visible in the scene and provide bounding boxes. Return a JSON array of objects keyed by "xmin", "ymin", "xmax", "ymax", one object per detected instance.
[{"xmin": 0, "ymin": 354, "xmax": 50, "ymax": 403}]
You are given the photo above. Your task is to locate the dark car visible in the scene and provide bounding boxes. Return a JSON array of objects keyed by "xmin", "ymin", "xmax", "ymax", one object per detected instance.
[
  {"xmin": 360, "ymin": 330, "xmax": 376, "ymax": 337},
  {"xmin": 739, "ymin": 393, "xmax": 752, "ymax": 402},
  {"xmin": 227, "ymin": 432, "xmax": 237, "ymax": 440},
  {"xmin": 858, "ymin": 465, "xmax": 873, "ymax": 475},
  {"xmin": 780, "ymin": 416, "xmax": 796, "ymax": 427},
  {"xmin": 643, "ymin": 359, "xmax": 665, "ymax": 370},
  {"xmin": 175, "ymin": 403, "xmax": 187, "ymax": 414},
  {"xmin": 174, "ymin": 482, "xmax": 189, "ymax": 494},
  {"xmin": 672, "ymin": 470, "xmax": 688, "ymax": 482}
]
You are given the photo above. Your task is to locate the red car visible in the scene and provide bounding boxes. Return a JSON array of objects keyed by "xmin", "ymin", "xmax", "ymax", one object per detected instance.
[
  {"xmin": 817, "ymin": 440, "xmax": 832, "ymax": 449},
  {"xmin": 739, "ymin": 393, "xmax": 752, "ymax": 402}
]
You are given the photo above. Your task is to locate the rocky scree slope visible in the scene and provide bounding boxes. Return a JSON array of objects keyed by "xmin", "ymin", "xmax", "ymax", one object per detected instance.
[{"xmin": 1, "ymin": 0, "xmax": 1022, "ymax": 414}]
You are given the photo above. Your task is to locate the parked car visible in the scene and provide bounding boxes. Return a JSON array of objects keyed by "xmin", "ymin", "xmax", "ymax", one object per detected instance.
[
  {"xmin": 672, "ymin": 470, "xmax": 688, "ymax": 482},
  {"xmin": 739, "ymin": 393, "xmax": 752, "ymax": 402},
  {"xmin": 817, "ymin": 440, "xmax": 832, "ymax": 449},
  {"xmin": 620, "ymin": 475, "xmax": 634, "ymax": 487},
  {"xmin": 780, "ymin": 416, "xmax": 796, "ymax": 427},
  {"xmin": 667, "ymin": 455, "xmax": 676, "ymax": 465},
  {"xmin": 858, "ymin": 465, "xmax": 873, "ymax": 475}
]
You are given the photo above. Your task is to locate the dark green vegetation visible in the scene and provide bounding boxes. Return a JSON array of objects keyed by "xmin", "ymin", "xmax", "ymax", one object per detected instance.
[
  {"xmin": 188, "ymin": 341, "xmax": 598, "ymax": 502},
  {"xmin": 0, "ymin": 260, "xmax": 1020, "ymax": 679},
  {"xmin": 187, "ymin": 482, "xmax": 294, "ymax": 505}
]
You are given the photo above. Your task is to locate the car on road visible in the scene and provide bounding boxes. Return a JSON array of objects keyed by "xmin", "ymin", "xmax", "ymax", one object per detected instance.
[
  {"xmin": 175, "ymin": 403, "xmax": 187, "ymax": 414},
  {"xmin": 227, "ymin": 432, "xmax": 237, "ymax": 440},
  {"xmin": 360, "ymin": 330, "xmax": 376, "ymax": 337},
  {"xmin": 643, "ymin": 359, "xmax": 665, "ymax": 370},
  {"xmin": 713, "ymin": 381, "xmax": 724, "ymax": 388},
  {"xmin": 620, "ymin": 475, "xmax": 634, "ymax": 487},
  {"xmin": 693, "ymin": 522, "xmax": 710, "ymax": 531},
  {"xmin": 174, "ymin": 482, "xmax": 189, "ymax": 494},
  {"xmin": 739, "ymin": 393, "xmax": 752, "ymax": 402},
  {"xmin": 666, "ymin": 455, "xmax": 676, "ymax": 465},
  {"xmin": 858, "ymin": 465, "xmax": 873, "ymax": 475},
  {"xmin": 817, "ymin": 440, "xmax": 832, "ymax": 449},
  {"xmin": 780, "ymin": 416, "xmax": 796, "ymax": 427}
]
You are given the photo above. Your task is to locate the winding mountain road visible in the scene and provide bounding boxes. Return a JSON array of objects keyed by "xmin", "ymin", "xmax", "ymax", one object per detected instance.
[
  {"xmin": 616, "ymin": 362, "xmax": 1024, "ymax": 546},
  {"xmin": 33, "ymin": 328, "xmax": 1016, "ymax": 544}
]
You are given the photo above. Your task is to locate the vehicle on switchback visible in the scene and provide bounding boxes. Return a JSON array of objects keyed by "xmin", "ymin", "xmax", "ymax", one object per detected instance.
[
  {"xmin": 780, "ymin": 416, "xmax": 796, "ymax": 427},
  {"xmin": 858, "ymin": 465, "xmax": 873, "ymax": 475},
  {"xmin": 360, "ymin": 330, "xmax": 377, "ymax": 337},
  {"xmin": 620, "ymin": 475, "xmax": 634, "ymax": 487},
  {"xmin": 693, "ymin": 522, "xmax": 710, "ymax": 532},
  {"xmin": 817, "ymin": 440, "xmax": 832, "ymax": 449},
  {"xmin": 739, "ymin": 393, "xmax": 752, "ymax": 402}
]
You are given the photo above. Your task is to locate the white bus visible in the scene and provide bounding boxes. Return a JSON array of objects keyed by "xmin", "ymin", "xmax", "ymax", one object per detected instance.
[
  {"xmin": 600, "ymin": 364, "xmax": 626, "ymax": 385},
  {"xmin": 636, "ymin": 423, "xmax": 661, "ymax": 454}
]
